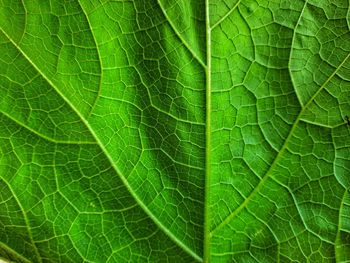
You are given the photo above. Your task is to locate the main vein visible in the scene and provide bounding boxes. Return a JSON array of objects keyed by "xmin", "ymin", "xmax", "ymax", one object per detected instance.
[{"xmin": 203, "ymin": 0, "xmax": 211, "ymax": 261}]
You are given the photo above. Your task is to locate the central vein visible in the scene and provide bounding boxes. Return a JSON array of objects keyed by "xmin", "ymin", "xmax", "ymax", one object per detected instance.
[{"xmin": 203, "ymin": 0, "xmax": 211, "ymax": 261}]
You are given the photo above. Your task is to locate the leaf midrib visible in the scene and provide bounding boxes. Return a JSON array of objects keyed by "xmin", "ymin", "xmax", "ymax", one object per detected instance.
[{"xmin": 203, "ymin": 0, "xmax": 211, "ymax": 261}]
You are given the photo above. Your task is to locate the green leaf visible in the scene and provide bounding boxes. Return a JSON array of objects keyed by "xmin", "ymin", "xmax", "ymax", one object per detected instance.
[{"xmin": 0, "ymin": 0, "xmax": 349, "ymax": 262}]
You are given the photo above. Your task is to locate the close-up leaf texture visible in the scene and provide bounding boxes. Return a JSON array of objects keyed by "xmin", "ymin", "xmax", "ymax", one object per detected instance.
[{"xmin": 0, "ymin": 0, "xmax": 350, "ymax": 262}]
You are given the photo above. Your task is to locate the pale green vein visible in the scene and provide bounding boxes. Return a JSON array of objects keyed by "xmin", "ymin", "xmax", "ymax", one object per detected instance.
[
  {"xmin": 210, "ymin": 0, "xmax": 242, "ymax": 30},
  {"xmin": 156, "ymin": 0, "xmax": 207, "ymax": 69},
  {"xmin": 211, "ymin": 51, "xmax": 350, "ymax": 235},
  {"xmin": 53, "ymin": 149, "xmax": 80, "ymax": 215},
  {"xmin": 0, "ymin": 111, "xmax": 96, "ymax": 145},
  {"xmin": 66, "ymin": 216, "xmax": 87, "ymax": 262},
  {"xmin": 203, "ymin": 0, "xmax": 211, "ymax": 261},
  {"xmin": 300, "ymin": 118, "xmax": 345, "ymax": 129},
  {"xmin": 131, "ymin": 64, "xmax": 205, "ymax": 126},
  {"xmin": 269, "ymin": 175, "xmax": 335, "ymax": 245},
  {"xmin": 77, "ymin": 0, "xmax": 103, "ymax": 119},
  {"xmin": 288, "ymin": 0, "xmax": 308, "ymax": 107},
  {"xmin": 0, "ymin": 28, "xmax": 202, "ymax": 263},
  {"xmin": 0, "ymin": 242, "xmax": 32, "ymax": 263},
  {"xmin": 160, "ymin": 148, "xmax": 205, "ymax": 171},
  {"xmin": 335, "ymin": 188, "xmax": 349, "ymax": 263},
  {"xmin": 18, "ymin": 0, "xmax": 27, "ymax": 44},
  {"xmin": 1, "ymin": 178, "xmax": 42, "ymax": 263}
]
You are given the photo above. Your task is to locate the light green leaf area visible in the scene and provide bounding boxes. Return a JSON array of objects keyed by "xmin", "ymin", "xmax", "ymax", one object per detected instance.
[{"xmin": 0, "ymin": 0, "xmax": 349, "ymax": 262}]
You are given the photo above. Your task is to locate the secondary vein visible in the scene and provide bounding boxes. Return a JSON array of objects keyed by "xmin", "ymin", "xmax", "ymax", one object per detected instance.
[{"xmin": 210, "ymin": 0, "xmax": 242, "ymax": 30}]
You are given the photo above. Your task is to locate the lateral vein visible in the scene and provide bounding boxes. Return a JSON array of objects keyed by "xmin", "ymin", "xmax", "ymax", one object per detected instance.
[{"xmin": 210, "ymin": 0, "xmax": 242, "ymax": 30}]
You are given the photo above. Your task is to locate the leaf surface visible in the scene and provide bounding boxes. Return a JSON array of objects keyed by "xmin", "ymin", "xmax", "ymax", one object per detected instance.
[{"xmin": 0, "ymin": 0, "xmax": 349, "ymax": 262}]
